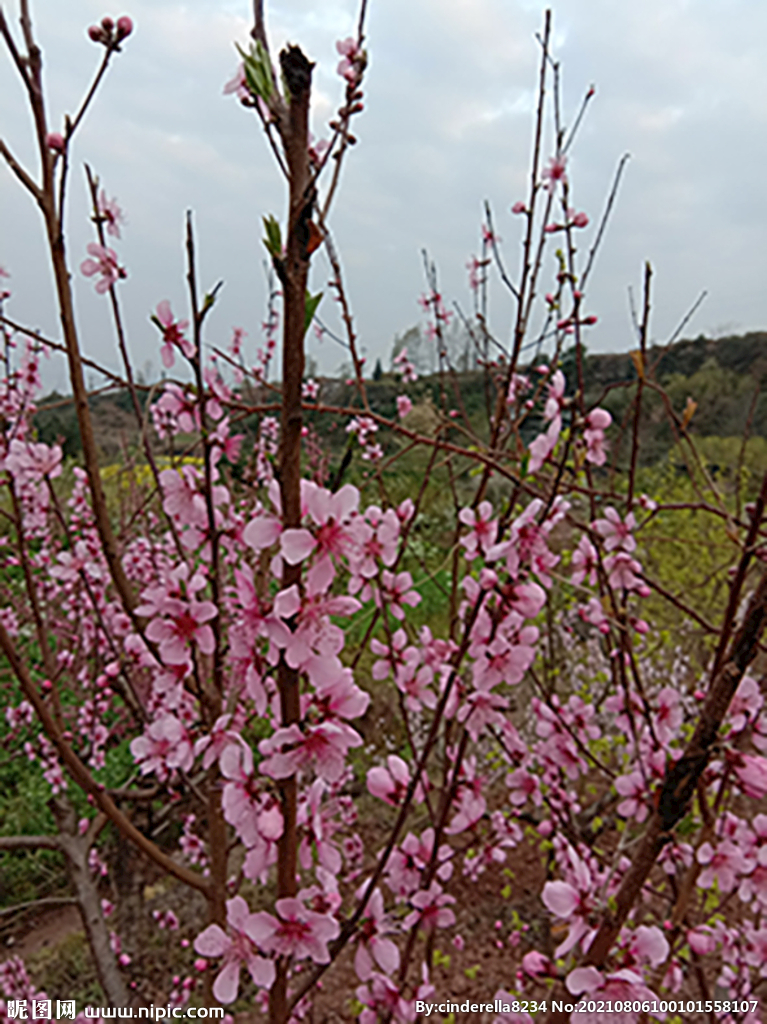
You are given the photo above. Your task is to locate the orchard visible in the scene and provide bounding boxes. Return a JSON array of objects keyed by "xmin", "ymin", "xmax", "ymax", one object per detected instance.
[{"xmin": 1, "ymin": 3, "xmax": 766, "ymax": 1023}]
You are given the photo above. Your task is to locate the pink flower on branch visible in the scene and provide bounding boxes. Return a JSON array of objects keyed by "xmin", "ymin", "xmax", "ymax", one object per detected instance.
[
  {"xmin": 302, "ymin": 377, "xmax": 320, "ymax": 400},
  {"xmin": 697, "ymin": 839, "xmax": 746, "ymax": 892},
  {"xmin": 584, "ymin": 407, "xmax": 611, "ymax": 466},
  {"xmin": 593, "ymin": 506, "xmax": 636, "ymax": 552},
  {"xmin": 541, "ymin": 847, "xmax": 598, "ymax": 957},
  {"xmin": 459, "ymin": 500, "xmax": 498, "ymax": 560},
  {"xmin": 353, "ymin": 888, "xmax": 400, "ymax": 981},
  {"xmin": 527, "ymin": 370, "xmax": 566, "ymax": 474},
  {"xmin": 80, "ymin": 242, "xmax": 126, "ymax": 293},
  {"xmin": 604, "ymin": 551, "xmax": 647, "ymax": 594},
  {"xmin": 375, "ymin": 569, "xmax": 421, "ymax": 621},
  {"xmin": 194, "ymin": 896, "xmax": 275, "ymax": 1003},
  {"xmin": 223, "ymin": 63, "xmax": 251, "ymax": 103},
  {"xmin": 615, "ymin": 769, "xmax": 650, "ymax": 823},
  {"xmin": 247, "ymin": 896, "xmax": 340, "ymax": 963},
  {"xmin": 727, "ymin": 675, "xmax": 763, "ymax": 734},
  {"xmin": 144, "ymin": 595, "xmax": 217, "ymax": 664},
  {"xmin": 565, "ymin": 966, "xmax": 664, "ymax": 1023},
  {"xmin": 259, "ymin": 720, "xmax": 363, "ymax": 783},
  {"xmin": 402, "ymin": 881, "xmax": 456, "ymax": 931},
  {"xmin": 396, "ymin": 394, "xmax": 412, "ymax": 419},
  {"xmin": 385, "ymin": 829, "xmax": 452, "ymax": 898},
  {"xmin": 336, "ymin": 37, "xmax": 364, "ymax": 85},
  {"xmin": 570, "ymin": 535, "xmax": 598, "ymax": 587},
  {"xmin": 97, "ymin": 190, "xmax": 125, "ymax": 238},
  {"xmin": 393, "ymin": 347, "xmax": 418, "ymax": 382},
  {"xmin": 152, "ymin": 300, "xmax": 193, "ymax": 368},
  {"xmin": 130, "ymin": 714, "xmax": 193, "ymax": 781},
  {"xmin": 280, "ymin": 481, "xmax": 359, "ymax": 585},
  {"xmin": 732, "ymin": 753, "xmax": 767, "ymax": 800},
  {"xmin": 542, "ymin": 154, "xmax": 567, "ymax": 190},
  {"xmin": 367, "ymin": 754, "xmax": 415, "ymax": 806}
]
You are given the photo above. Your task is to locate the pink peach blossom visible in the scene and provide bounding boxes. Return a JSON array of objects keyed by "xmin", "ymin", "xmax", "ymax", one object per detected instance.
[{"xmin": 194, "ymin": 896, "xmax": 274, "ymax": 1003}]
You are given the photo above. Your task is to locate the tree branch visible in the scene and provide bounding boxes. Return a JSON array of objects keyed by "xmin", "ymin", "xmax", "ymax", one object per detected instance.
[
  {"xmin": 0, "ymin": 834, "xmax": 60, "ymax": 851},
  {"xmin": 0, "ymin": 617, "xmax": 211, "ymax": 898},
  {"xmin": 584, "ymin": 569, "xmax": 767, "ymax": 968}
]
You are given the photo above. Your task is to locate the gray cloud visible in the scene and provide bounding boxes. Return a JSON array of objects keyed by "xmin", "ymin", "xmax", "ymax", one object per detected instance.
[{"xmin": 1, "ymin": 0, "xmax": 766, "ymax": 390}]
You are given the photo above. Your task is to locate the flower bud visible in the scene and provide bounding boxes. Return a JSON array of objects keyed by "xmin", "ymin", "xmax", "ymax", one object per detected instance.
[
  {"xmin": 101, "ymin": 16, "xmax": 114, "ymax": 31},
  {"xmin": 46, "ymin": 132, "xmax": 65, "ymax": 152},
  {"xmin": 88, "ymin": 25, "xmax": 106, "ymax": 43},
  {"xmin": 116, "ymin": 15, "xmax": 133, "ymax": 39}
]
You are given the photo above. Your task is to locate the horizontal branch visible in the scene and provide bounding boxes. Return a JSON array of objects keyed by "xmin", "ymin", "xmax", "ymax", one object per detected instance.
[
  {"xmin": 0, "ymin": 834, "xmax": 60, "ymax": 851},
  {"xmin": 0, "ymin": 896, "xmax": 77, "ymax": 918},
  {"xmin": 0, "ymin": 312, "xmax": 141, "ymax": 391}
]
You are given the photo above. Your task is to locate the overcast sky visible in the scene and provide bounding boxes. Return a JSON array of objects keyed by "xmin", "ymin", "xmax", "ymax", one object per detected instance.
[{"xmin": 1, "ymin": 0, "xmax": 766, "ymax": 389}]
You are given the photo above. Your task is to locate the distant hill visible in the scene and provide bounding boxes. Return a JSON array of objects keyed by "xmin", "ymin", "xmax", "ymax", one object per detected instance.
[
  {"xmin": 34, "ymin": 331, "xmax": 767, "ymax": 466},
  {"xmin": 580, "ymin": 332, "xmax": 767, "ymax": 463},
  {"xmin": 585, "ymin": 331, "xmax": 767, "ymax": 387}
]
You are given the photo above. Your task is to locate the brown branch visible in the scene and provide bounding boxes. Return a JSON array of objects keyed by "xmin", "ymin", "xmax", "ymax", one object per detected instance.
[
  {"xmin": 0, "ymin": 137, "xmax": 42, "ymax": 201},
  {"xmin": 0, "ymin": 897, "xmax": 77, "ymax": 918},
  {"xmin": 0, "ymin": 617, "xmax": 211, "ymax": 897},
  {"xmin": 0, "ymin": 834, "xmax": 61, "ymax": 851},
  {"xmin": 583, "ymin": 569, "xmax": 767, "ymax": 968}
]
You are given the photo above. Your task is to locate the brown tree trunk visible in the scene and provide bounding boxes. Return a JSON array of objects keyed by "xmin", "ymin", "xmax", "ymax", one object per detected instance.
[
  {"xmin": 270, "ymin": 43, "xmax": 314, "ymax": 1024},
  {"xmin": 51, "ymin": 798, "xmax": 131, "ymax": 1008}
]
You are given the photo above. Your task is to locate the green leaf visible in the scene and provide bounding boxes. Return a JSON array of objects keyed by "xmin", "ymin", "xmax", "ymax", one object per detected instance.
[
  {"xmin": 262, "ymin": 215, "xmax": 282, "ymax": 259},
  {"xmin": 304, "ymin": 290, "xmax": 323, "ymax": 336},
  {"xmin": 236, "ymin": 40, "xmax": 273, "ymax": 102},
  {"xmin": 433, "ymin": 948, "xmax": 451, "ymax": 970}
]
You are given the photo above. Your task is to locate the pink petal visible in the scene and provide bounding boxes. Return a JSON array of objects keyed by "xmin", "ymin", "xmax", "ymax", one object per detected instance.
[
  {"xmin": 354, "ymin": 942, "xmax": 374, "ymax": 981},
  {"xmin": 245, "ymin": 952, "xmax": 275, "ymax": 989},
  {"xmin": 541, "ymin": 880, "xmax": 579, "ymax": 918},
  {"xmin": 566, "ymin": 966, "xmax": 603, "ymax": 995},
  {"xmin": 372, "ymin": 936, "xmax": 400, "ymax": 975},
  {"xmin": 244, "ymin": 910, "xmax": 279, "ymax": 951},
  {"xmin": 243, "ymin": 514, "xmax": 281, "ymax": 552},
  {"xmin": 226, "ymin": 895, "xmax": 251, "ymax": 932},
  {"xmin": 332, "ymin": 483, "xmax": 360, "ymax": 520},
  {"xmin": 307, "ymin": 553, "xmax": 335, "ymax": 594},
  {"xmin": 257, "ymin": 804, "xmax": 284, "ymax": 840},
  {"xmin": 156, "ymin": 299, "xmax": 172, "ymax": 327},
  {"xmin": 588, "ymin": 407, "xmax": 611, "ymax": 429},
  {"xmin": 273, "ymin": 584, "xmax": 301, "ymax": 619},
  {"xmin": 194, "ymin": 924, "xmax": 229, "ymax": 958},
  {"xmin": 634, "ymin": 924, "xmax": 669, "ymax": 966},
  {"xmin": 367, "ymin": 766, "xmax": 395, "ymax": 803},
  {"xmin": 281, "ymin": 527, "xmax": 316, "ymax": 564},
  {"xmin": 212, "ymin": 959, "xmax": 240, "ymax": 1004}
]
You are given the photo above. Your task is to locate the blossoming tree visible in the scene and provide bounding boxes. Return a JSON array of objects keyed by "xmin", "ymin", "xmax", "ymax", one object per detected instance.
[{"xmin": 1, "ymin": 3, "xmax": 767, "ymax": 1024}]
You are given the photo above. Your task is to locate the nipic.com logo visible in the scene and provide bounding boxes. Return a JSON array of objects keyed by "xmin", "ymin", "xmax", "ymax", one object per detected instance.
[{"xmin": 4, "ymin": 1002, "xmax": 225, "ymax": 1020}]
